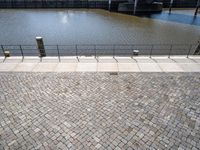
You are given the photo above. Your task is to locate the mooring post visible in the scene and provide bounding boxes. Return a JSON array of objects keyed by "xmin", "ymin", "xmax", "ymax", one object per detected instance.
[
  {"xmin": 36, "ymin": 37, "xmax": 46, "ymax": 57},
  {"xmin": 169, "ymin": 0, "xmax": 174, "ymax": 13},
  {"xmin": 195, "ymin": 0, "xmax": 200, "ymax": 16}
]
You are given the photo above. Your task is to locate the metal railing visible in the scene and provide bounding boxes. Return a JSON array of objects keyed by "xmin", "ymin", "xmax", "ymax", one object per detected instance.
[{"xmin": 0, "ymin": 44, "xmax": 199, "ymax": 61}]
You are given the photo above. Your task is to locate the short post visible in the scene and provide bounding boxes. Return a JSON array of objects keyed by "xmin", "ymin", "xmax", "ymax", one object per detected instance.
[
  {"xmin": 133, "ymin": 50, "xmax": 139, "ymax": 56},
  {"xmin": 36, "ymin": 37, "xmax": 46, "ymax": 57},
  {"xmin": 1, "ymin": 45, "xmax": 10, "ymax": 58},
  {"xmin": 19, "ymin": 45, "xmax": 24, "ymax": 60},
  {"xmin": 57, "ymin": 45, "xmax": 61, "ymax": 62}
]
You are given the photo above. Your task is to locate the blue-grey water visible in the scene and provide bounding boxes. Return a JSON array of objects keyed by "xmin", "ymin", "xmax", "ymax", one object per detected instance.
[{"xmin": 0, "ymin": 9, "xmax": 200, "ymax": 45}]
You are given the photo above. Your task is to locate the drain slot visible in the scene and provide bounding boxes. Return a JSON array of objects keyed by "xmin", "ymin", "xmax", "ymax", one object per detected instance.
[{"xmin": 109, "ymin": 72, "xmax": 118, "ymax": 75}]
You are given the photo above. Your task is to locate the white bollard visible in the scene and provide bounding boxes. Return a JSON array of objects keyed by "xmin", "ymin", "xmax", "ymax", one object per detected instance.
[{"xmin": 133, "ymin": 50, "xmax": 139, "ymax": 56}]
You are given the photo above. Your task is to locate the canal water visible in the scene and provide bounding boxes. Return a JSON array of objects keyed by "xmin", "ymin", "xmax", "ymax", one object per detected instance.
[{"xmin": 0, "ymin": 9, "xmax": 200, "ymax": 55}]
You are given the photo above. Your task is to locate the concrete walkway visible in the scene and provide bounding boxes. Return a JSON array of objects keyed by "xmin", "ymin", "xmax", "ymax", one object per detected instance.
[{"xmin": 0, "ymin": 56, "xmax": 200, "ymax": 72}]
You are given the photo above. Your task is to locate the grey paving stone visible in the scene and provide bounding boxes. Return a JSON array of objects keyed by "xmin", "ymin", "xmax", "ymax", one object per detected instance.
[{"xmin": 0, "ymin": 72, "xmax": 200, "ymax": 150}]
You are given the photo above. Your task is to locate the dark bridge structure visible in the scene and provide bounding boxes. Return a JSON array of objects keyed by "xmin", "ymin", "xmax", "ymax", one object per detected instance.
[
  {"xmin": 116, "ymin": 0, "xmax": 200, "ymax": 15},
  {"xmin": 168, "ymin": 0, "xmax": 200, "ymax": 15},
  {"xmin": 117, "ymin": 0, "xmax": 163, "ymax": 14},
  {"xmin": 0, "ymin": 0, "xmax": 199, "ymax": 16},
  {"xmin": 117, "ymin": 0, "xmax": 200, "ymax": 15}
]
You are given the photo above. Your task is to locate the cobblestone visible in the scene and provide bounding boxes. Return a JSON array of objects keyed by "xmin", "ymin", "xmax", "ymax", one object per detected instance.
[{"xmin": 0, "ymin": 72, "xmax": 200, "ymax": 150}]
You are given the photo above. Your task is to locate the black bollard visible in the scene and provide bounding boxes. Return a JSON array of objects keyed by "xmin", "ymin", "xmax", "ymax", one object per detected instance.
[{"xmin": 36, "ymin": 37, "xmax": 46, "ymax": 57}]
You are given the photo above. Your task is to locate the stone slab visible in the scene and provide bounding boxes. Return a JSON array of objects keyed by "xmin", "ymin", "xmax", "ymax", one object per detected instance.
[
  {"xmin": 76, "ymin": 63, "xmax": 97, "ymax": 72},
  {"xmin": 159, "ymin": 63, "xmax": 184, "ymax": 72},
  {"xmin": 118, "ymin": 63, "xmax": 140, "ymax": 72},
  {"xmin": 138, "ymin": 63, "xmax": 162, "ymax": 72},
  {"xmin": 32, "ymin": 63, "xmax": 58, "ymax": 72},
  {"xmin": 0, "ymin": 63, "xmax": 18, "ymax": 71},
  {"xmin": 54, "ymin": 63, "xmax": 77, "ymax": 72},
  {"xmin": 0, "ymin": 56, "xmax": 200, "ymax": 72},
  {"xmin": 179, "ymin": 63, "xmax": 200, "ymax": 72},
  {"xmin": 4, "ymin": 57, "xmax": 23, "ymax": 63},
  {"xmin": 14, "ymin": 63, "xmax": 36, "ymax": 72},
  {"xmin": 97, "ymin": 63, "xmax": 118, "ymax": 72},
  {"xmin": 171, "ymin": 58, "xmax": 196, "ymax": 63}
]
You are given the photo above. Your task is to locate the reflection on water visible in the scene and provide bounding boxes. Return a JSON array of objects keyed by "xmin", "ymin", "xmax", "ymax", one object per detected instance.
[
  {"xmin": 145, "ymin": 11, "xmax": 200, "ymax": 26},
  {"xmin": 0, "ymin": 9, "xmax": 200, "ymax": 45}
]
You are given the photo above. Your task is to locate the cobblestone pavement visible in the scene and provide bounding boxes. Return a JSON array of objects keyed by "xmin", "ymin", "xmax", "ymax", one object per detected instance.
[{"xmin": 0, "ymin": 73, "xmax": 200, "ymax": 150}]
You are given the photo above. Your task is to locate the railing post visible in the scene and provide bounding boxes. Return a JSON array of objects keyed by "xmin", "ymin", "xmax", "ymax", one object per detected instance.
[
  {"xmin": 76, "ymin": 44, "xmax": 79, "ymax": 61},
  {"xmin": 57, "ymin": 45, "xmax": 61, "ymax": 62},
  {"xmin": 168, "ymin": 44, "xmax": 173, "ymax": 58},
  {"xmin": 94, "ymin": 45, "xmax": 96, "ymax": 58},
  {"xmin": 1, "ymin": 45, "xmax": 6, "ymax": 61},
  {"xmin": 1, "ymin": 45, "xmax": 5, "ymax": 54},
  {"xmin": 113, "ymin": 45, "xmax": 115, "ymax": 58},
  {"xmin": 187, "ymin": 44, "xmax": 192, "ymax": 58},
  {"xmin": 19, "ymin": 45, "xmax": 24, "ymax": 61},
  {"xmin": 150, "ymin": 44, "xmax": 154, "ymax": 58},
  {"xmin": 131, "ymin": 45, "xmax": 134, "ymax": 58},
  {"xmin": 75, "ymin": 45, "xmax": 77, "ymax": 57}
]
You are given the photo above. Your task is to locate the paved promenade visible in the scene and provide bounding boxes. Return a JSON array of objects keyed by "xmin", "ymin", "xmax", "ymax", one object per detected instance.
[
  {"xmin": 0, "ymin": 56, "xmax": 200, "ymax": 72},
  {"xmin": 0, "ymin": 72, "xmax": 200, "ymax": 150}
]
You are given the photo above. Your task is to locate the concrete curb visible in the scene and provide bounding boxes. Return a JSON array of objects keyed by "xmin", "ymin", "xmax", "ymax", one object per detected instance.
[{"xmin": 0, "ymin": 56, "xmax": 200, "ymax": 72}]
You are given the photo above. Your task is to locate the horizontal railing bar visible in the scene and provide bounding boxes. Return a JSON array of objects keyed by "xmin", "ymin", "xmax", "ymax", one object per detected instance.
[{"xmin": 1, "ymin": 44, "xmax": 196, "ymax": 46}]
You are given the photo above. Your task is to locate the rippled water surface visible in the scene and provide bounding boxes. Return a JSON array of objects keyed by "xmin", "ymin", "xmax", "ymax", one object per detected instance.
[{"xmin": 0, "ymin": 9, "xmax": 200, "ymax": 45}]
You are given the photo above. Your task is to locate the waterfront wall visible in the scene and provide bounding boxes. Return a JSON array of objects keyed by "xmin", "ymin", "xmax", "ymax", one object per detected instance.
[
  {"xmin": 0, "ymin": 0, "xmax": 109, "ymax": 9},
  {"xmin": 0, "ymin": 0, "xmax": 197, "ymax": 9}
]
